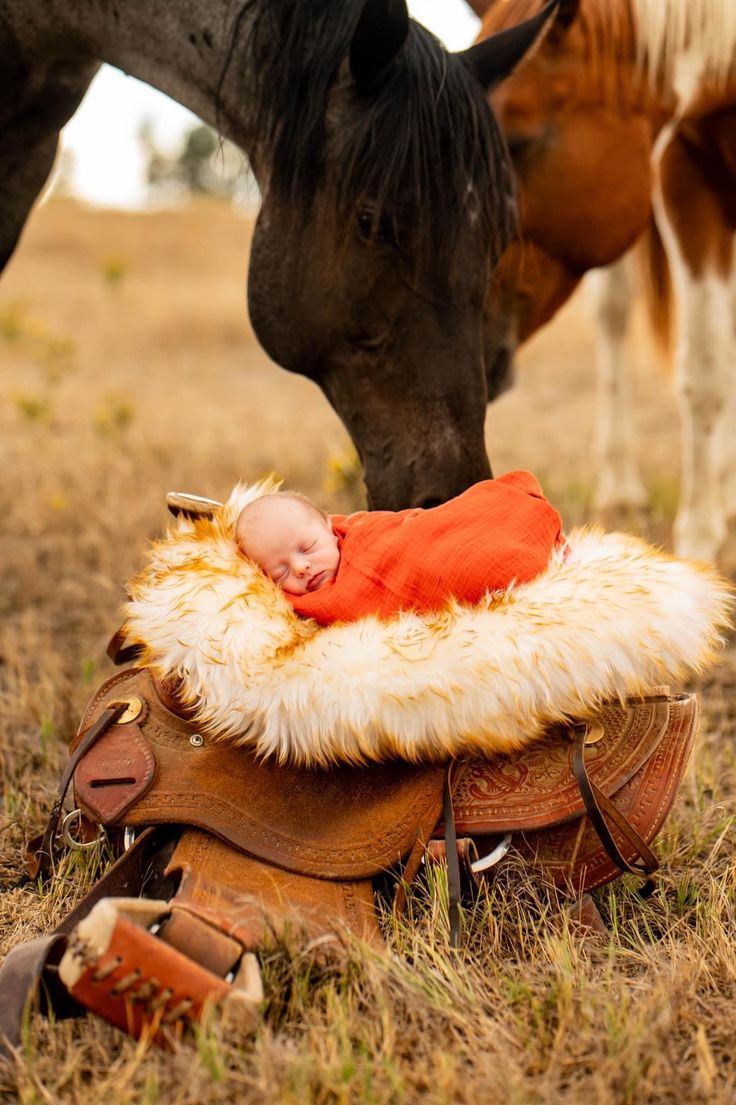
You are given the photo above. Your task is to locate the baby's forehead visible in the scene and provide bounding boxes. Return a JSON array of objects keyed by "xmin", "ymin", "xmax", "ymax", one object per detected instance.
[
  {"xmin": 241, "ymin": 496, "xmax": 317, "ymax": 537},
  {"xmin": 257, "ymin": 497, "xmax": 314, "ymax": 526}
]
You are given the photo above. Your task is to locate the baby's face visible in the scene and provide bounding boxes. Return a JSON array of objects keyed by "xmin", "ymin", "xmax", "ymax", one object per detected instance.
[{"xmin": 239, "ymin": 498, "xmax": 340, "ymax": 595}]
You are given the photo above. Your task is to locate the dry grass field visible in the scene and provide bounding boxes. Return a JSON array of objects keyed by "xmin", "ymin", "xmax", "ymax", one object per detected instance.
[{"xmin": 0, "ymin": 198, "xmax": 734, "ymax": 1104}]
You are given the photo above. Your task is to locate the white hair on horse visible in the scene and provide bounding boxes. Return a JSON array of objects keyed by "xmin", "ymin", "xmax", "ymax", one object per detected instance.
[{"xmin": 633, "ymin": 0, "xmax": 736, "ymax": 87}]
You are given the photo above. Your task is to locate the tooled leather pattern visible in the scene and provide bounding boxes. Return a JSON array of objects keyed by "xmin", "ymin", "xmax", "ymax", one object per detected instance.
[
  {"xmin": 515, "ymin": 696, "xmax": 698, "ymax": 891},
  {"xmin": 451, "ymin": 699, "xmax": 672, "ymax": 832},
  {"xmin": 73, "ymin": 668, "xmax": 697, "ymax": 893}
]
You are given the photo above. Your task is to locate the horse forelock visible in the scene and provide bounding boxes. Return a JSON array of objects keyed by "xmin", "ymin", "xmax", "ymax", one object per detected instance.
[
  {"xmin": 339, "ymin": 25, "xmax": 515, "ymax": 273},
  {"xmin": 229, "ymin": 0, "xmax": 514, "ymax": 276}
]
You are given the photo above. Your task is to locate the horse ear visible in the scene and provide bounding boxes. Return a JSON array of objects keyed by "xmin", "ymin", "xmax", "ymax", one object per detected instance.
[
  {"xmin": 349, "ymin": 0, "xmax": 410, "ymax": 91},
  {"xmin": 556, "ymin": 0, "xmax": 580, "ymax": 29},
  {"xmin": 459, "ymin": 0, "xmax": 562, "ymax": 91}
]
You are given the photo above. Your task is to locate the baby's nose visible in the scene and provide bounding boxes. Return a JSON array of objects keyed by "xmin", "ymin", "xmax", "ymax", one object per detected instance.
[{"xmin": 294, "ymin": 558, "xmax": 310, "ymax": 576}]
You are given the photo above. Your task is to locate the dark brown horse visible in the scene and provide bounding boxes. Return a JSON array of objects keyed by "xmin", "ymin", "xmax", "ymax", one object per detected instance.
[
  {"xmin": 0, "ymin": 0, "xmax": 556, "ymax": 509},
  {"xmin": 476, "ymin": 0, "xmax": 736, "ymax": 560}
]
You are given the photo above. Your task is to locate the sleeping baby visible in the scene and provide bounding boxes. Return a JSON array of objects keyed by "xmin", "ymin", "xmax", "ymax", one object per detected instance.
[{"xmin": 235, "ymin": 472, "xmax": 565, "ymax": 626}]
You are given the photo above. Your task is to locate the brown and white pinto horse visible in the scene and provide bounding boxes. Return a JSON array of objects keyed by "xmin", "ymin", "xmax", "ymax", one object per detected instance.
[{"xmin": 478, "ymin": 0, "xmax": 736, "ymax": 561}]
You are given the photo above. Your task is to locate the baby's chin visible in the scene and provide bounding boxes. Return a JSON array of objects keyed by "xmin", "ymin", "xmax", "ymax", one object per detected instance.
[
  {"xmin": 313, "ymin": 568, "xmax": 337, "ymax": 591},
  {"xmin": 283, "ymin": 568, "xmax": 336, "ymax": 597},
  {"xmin": 305, "ymin": 568, "xmax": 335, "ymax": 594}
]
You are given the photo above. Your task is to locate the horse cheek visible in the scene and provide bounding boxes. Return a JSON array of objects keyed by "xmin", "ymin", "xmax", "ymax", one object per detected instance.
[{"xmin": 522, "ymin": 112, "xmax": 653, "ymax": 270}]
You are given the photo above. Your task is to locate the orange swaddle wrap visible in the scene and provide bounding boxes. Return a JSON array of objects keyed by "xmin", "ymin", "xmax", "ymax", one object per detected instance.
[{"xmin": 287, "ymin": 471, "xmax": 564, "ymax": 626}]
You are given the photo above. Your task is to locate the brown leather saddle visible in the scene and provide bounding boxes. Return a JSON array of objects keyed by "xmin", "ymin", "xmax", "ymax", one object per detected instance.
[{"xmin": 0, "ymin": 658, "xmax": 697, "ymax": 1054}]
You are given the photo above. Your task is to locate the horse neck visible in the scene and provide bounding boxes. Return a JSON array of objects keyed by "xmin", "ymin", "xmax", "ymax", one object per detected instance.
[{"xmin": 8, "ymin": 0, "xmax": 261, "ymax": 155}]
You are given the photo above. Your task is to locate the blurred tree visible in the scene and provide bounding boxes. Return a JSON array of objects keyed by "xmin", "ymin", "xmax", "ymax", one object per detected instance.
[
  {"xmin": 139, "ymin": 119, "xmax": 259, "ymax": 206},
  {"xmin": 178, "ymin": 125, "xmax": 219, "ymax": 193}
]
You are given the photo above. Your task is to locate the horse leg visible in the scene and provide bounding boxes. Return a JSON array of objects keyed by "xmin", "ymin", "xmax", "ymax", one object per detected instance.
[
  {"xmin": 587, "ymin": 252, "xmax": 648, "ymax": 522},
  {"xmin": 719, "ymin": 259, "xmax": 736, "ymax": 521},
  {"xmin": 0, "ymin": 57, "xmax": 98, "ymax": 272},
  {"xmin": 654, "ymin": 127, "xmax": 734, "ymax": 561}
]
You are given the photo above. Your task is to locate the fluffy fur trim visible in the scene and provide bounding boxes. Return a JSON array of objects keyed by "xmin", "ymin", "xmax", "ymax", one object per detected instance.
[{"xmin": 123, "ymin": 481, "xmax": 732, "ymax": 766}]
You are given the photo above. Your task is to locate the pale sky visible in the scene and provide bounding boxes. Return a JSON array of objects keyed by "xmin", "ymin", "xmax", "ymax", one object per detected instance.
[{"xmin": 60, "ymin": 0, "xmax": 480, "ymax": 208}]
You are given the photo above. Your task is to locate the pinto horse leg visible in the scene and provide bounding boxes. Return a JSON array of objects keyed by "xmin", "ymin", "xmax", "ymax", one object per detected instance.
[
  {"xmin": 719, "ymin": 260, "xmax": 736, "ymax": 522},
  {"xmin": 655, "ymin": 126, "xmax": 734, "ymax": 562},
  {"xmin": 587, "ymin": 253, "xmax": 648, "ymax": 523},
  {"xmin": 0, "ymin": 58, "xmax": 97, "ymax": 273}
]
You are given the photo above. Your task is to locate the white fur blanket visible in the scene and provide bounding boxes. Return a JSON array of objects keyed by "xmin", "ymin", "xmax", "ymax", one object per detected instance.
[{"xmin": 122, "ymin": 481, "xmax": 732, "ymax": 767}]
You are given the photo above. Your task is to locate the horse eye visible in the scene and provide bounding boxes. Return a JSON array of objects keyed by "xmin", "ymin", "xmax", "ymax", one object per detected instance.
[
  {"xmin": 356, "ymin": 208, "xmax": 374, "ymax": 238},
  {"xmin": 356, "ymin": 206, "xmax": 396, "ymax": 245},
  {"xmin": 505, "ymin": 133, "xmax": 542, "ymax": 161}
]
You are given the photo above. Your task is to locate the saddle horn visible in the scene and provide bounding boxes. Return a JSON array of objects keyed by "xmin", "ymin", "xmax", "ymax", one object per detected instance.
[{"xmin": 166, "ymin": 491, "xmax": 223, "ymax": 520}]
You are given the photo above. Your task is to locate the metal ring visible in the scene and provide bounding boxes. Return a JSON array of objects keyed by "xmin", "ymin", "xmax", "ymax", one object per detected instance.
[
  {"xmin": 471, "ymin": 832, "xmax": 512, "ymax": 874},
  {"xmin": 62, "ymin": 809, "xmax": 105, "ymax": 850}
]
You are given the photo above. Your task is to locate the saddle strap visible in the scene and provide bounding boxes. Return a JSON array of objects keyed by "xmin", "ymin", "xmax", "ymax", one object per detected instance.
[
  {"xmin": 0, "ymin": 935, "xmax": 71, "ymax": 1058},
  {"xmin": 28, "ymin": 701, "xmax": 127, "ymax": 881},
  {"xmin": 571, "ymin": 724, "xmax": 659, "ymax": 891},
  {"xmin": 442, "ymin": 774, "xmax": 462, "ymax": 948},
  {"xmin": 106, "ymin": 626, "xmax": 144, "ymax": 666}
]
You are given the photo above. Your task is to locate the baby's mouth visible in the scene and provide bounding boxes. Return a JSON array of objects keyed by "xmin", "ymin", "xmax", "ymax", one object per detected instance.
[{"xmin": 307, "ymin": 571, "xmax": 325, "ymax": 592}]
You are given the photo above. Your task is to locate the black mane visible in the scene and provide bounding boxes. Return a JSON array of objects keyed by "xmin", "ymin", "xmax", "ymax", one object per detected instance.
[{"xmin": 224, "ymin": 0, "xmax": 514, "ymax": 275}]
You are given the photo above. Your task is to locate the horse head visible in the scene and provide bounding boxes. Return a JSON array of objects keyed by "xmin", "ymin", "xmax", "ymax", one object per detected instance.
[
  {"xmin": 0, "ymin": 0, "xmax": 560, "ymax": 510},
  {"xmin": 245, "ymin": 0, "xmax": 561, "ymax": 509},
  {"xmin": 477, "ymin": 0, "xmax": 655, "ymax": 378}
]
